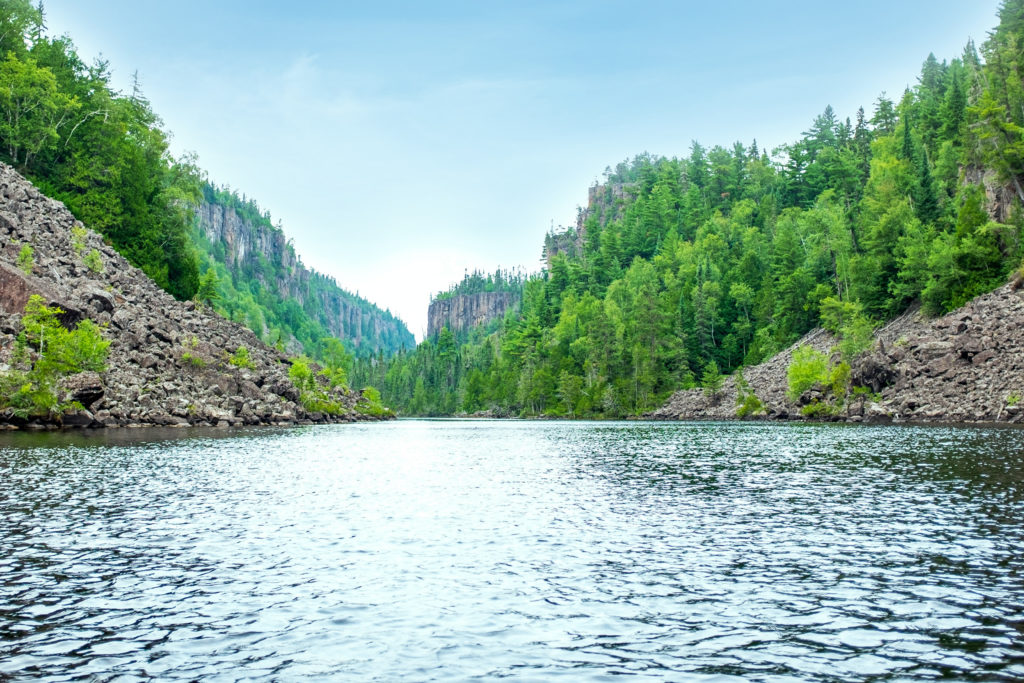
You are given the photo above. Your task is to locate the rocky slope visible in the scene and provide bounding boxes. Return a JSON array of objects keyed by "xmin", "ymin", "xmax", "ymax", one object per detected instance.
[
  {"xmin": 197, "ymin": 195, "xmax": 414, "ymax": 355},
  {"xmin": 427, "ymin": 291, "xmax": 518, "ymax": 338},
  {"xmin": 0, "ymin": 163, "xmax": 381, "ymax": 429},
  {"xmin": 651, "ymin": 279, "xmax": 1024, "ymax": 424}
]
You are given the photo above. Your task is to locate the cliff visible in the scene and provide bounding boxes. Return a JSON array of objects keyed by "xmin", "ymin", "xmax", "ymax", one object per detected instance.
[
  {"xmin": 427, "ymin": 291, "xmax": 519, "ymax": 338},
  {"xmin": 543, "ymin": 181, "xmax": 631, "ymax": 268},
  {"xmin": 651, "ymin": 278, "xmax": 1024, "ymax": 424},
  {"xmin": 196, "ymin": 192, "xmax": 414, "ymax": 356},
  {"xmin": 0, "ymin": 163, "xmax": 382, "ymax": 429}
]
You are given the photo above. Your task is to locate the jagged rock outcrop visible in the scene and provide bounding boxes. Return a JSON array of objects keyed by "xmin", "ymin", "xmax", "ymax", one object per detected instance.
[
  {"xmin": 544, "ymin": 181, "xmax": 632, "ymax": 268},
  {"xmin": 963, "ymin": 165, "xmax": 1020, "ymax": 224},
  {"xmin": 197, "ymin": 200, "xmax": 413, "ymax": 354},
  {"xmin": 427, "ymin": 291, "xmax": 518, "ymax": 338},
  {"xmin": 0, "ymin": 163, "xmax": 382, "ymax": 429},
  {"xmin": 651, "ymin": 281, "xmax": 1024, "ymax": 424}
]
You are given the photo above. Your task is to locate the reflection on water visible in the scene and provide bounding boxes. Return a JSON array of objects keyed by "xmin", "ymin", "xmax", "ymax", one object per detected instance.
[{"xmin": 2, "ymin": 421, "xmax": 1024, "ymax": 680}]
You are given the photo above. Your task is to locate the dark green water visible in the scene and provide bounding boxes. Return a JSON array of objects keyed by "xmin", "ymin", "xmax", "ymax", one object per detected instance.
[{"xmin": 2, "ymin": 420, "xmax": 1023, "ymax": 681}]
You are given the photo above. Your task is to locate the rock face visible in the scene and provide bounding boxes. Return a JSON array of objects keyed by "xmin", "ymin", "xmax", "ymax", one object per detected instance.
[
  {"xmin": 0, "ymin": 163, "xmax": 380, "ymax": 429},
  {"xmin": 427, "ymin": 291, "xmax": 518, "ymax": 338},
  {"xmin": 544, "ymin": 181, "xmax": 632, "ymax": 268},
  {"xmin": 197, "ymin": 200, "xmax": 414, "ymax": 354},
  {"xmin": 651, "ymin": 282, "xmax": 1024, "ymax": 424}
]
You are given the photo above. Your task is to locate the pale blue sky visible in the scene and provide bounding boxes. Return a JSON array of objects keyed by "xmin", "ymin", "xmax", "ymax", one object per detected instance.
[{"xmin": 43, "ymin": 1, "xmax": 1001, "ymax": 339}]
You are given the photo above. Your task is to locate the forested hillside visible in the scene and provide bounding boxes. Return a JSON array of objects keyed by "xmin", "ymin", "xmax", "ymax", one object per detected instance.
[
  {"xmin": 0, "ymin": 1, "xmax": 411, "ymax": 361},
  {"xmin": 353, "ymin": 1, "xmax": 1024, "ymax": 417},
  {"xmin": 194, "ymin": 185, "xmax": 413, "ymax": 357}
]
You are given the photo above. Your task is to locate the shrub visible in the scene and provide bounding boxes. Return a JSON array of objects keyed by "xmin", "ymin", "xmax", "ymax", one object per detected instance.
[
  {"xmin": 71, "ymin": 226, "xmax": 87, "ymax": 254},
  {"xmin": 800, "ymin": 401, "xmax": 838, "ymax": 418},
  {"xmin": 229, "ymin": 345, "xmax": 255, "ymax": 369},
  {"xmin": 84, "ymin": 249, "xmax": 104, "ymax": 273},
  {"xmin": 0, "ymin": 295, "xmax": 109, "ymax": 419},
  {"xmin": 828, "ymin": 361, "xmax": 851, "ymax": 397},
  {"xmin": 786, "ymin": 345, "xmax": 830, "ymax": 402},
  {"xmin": 734, "ymin": 367, "xmax": 766, "ymax": 418},
  {"xmin": 288, "ymin": 356, "xmax": 343, "ymax": 415},
  {"xmin": 16, "ymin": 244, "xmax": 33, "ymax": 274},
  {"xmin": 356, "ymin": 386, "xmax": 393, "ymax": 417},
  {"xmin": 182, "ymin": 351, "xmax": 206, "ymax": 368}
]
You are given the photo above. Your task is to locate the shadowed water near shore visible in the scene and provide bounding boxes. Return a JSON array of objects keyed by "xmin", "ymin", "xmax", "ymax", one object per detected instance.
[{"xmin": 2, "ymin": 420, "xmax": 1024, "ymax": 680}]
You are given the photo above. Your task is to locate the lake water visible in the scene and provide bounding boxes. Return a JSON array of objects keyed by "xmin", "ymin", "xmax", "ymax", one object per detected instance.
[{"xmin": 2, "ymin": 420, "xmax": 1024, "ymax": 681}]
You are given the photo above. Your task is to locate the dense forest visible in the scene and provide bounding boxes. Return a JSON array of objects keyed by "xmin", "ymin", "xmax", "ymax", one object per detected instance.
[
  {"xmin": 0, "ymin": 1, "xmax": 410, "ymax": 362},
  {"xmin": 353, "ymin": 1, "xmax": 1024, "ymax": 417}
]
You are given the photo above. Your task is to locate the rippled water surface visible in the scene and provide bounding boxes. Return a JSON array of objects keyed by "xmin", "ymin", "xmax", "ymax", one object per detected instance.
[{"xmin": 3, "ymin": 421, "xmax": 1024, "ymax": 681}]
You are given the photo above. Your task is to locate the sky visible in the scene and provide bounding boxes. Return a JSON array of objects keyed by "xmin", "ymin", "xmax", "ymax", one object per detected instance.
[{"xmin": 42, "ymin": 1, "xmax": 1002, "ymax": 340}]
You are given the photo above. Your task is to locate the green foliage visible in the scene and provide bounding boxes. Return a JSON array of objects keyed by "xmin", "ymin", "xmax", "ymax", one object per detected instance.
[
  {"xmin": 433, "ymin": 268, "xmax": 526, "ymax": 301},
  {"xmin": 16, "ymin": 243, "xmax": 32, "ymax": 274},
  {"xmin": 786, "ymin": 346, "xmax": 830, "ymax": 402},
  {"xmin": 0, "ymin": 295, "xmax": 109, "ymax": 419},
  {"xmin": 84, "ymin": 249, "xmax": 103, "ymax": 274},
  {"xmin": 288, "ymin": 356, "xmax": 344, "ymax": 415},
  {"xmin": 195, "ymin": 268, "xmax": 219, "ymax": 305},
  {"xmin": 181, "ymin": 351, "xmax": 206, "ymax": 368},
  {"xmin": 800, "ymin": 401, "xmax": 839, "ymax": 418},
  {"xmin": 702, "ymin": 360, "xmax": 724, "ymax": 398},
  {"xmin": 318, "ymin": 337, "xmax": 352, "ymax": 388},
  {"xmin": 1007, "ymin": 392, "xmax": 1021, "ymax": 407},
  {"xmin": 355, "ymin": 385, "xmax": 393, "ymax": 417},
  {"xmin": 228, "ymin": 345, "xmax": 255, "ymax": 370},
  {"xmin": 70, "ymin": 225, "xmax": 87, "ymax": 254},
  {"xmin": 735, "ymin": 367, "xmax": 766, "ymax": 418},
  {"xmin": 819, "ymin": 296, "xmax": 875, "ymax": 362},
  {"xmin": 828, "ymin": 361, "xmax": 852, "ymax": 397}
]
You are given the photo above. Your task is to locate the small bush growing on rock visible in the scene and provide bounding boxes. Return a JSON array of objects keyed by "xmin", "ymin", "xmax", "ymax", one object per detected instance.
[
  {"xmin": 228, "ymin": 346, "xmax": 255, "ymax": 370},
  {"xmin": 787, "ymin": 346, "xmax": 830, "ymax": 402},
  {"xmin": 182, "ymin": 351, "xmax": 206, "ymax": 368},
  {"xmin": 0, "ymin": 295, "xmax": 109, "ymax": 419},
  {"xmin": 1008, "ymin": 393, "xmax": 1021, "ymax": 407},
  {"xmin": 735, "ymin": 368, "xmax": 766, "ymax": 418},
  {"xmin": 71, "ymin": 226, "xmax": 87, "ymax": 254},
  {"xmin": 356, "ymin": 386, "xmax": 393, "ymax": 417},
  {"xmin": 800, "ymin": 401, "xmax": 838, "ymax": 418},
  {"xmin": 288, "ymin": 356, "xmax": 343, "ymax": 415},
  {"xmin": 84, "ymin": 249, "xmax": 104, "ymax": 273},
  {"xmin": 16, "ymin": 244, "xmax": 33, "ymax": 274},
  {"xmin": 828, "ymin": 361, "xmax": 851, "ymax": 397}
]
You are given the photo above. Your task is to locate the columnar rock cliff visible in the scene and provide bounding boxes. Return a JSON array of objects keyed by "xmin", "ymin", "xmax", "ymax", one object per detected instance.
[
  {"xmin": 196, "ymin": 198, "xmax": 413, "ymax": 355},
  {"xmin": 427, "ymin": 291, "xmax": 518, "ymax": 338},
  {"xmin": 0, "ymin": 164, "xmax": 380, "ymax": 429},
  {"xmin": 651, "ymin": 279, "xmax": 1024, "ymax": 424}
]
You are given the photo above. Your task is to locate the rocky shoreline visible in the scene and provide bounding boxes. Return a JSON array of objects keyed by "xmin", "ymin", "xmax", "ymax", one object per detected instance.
[
  {"xmin": 0, "ymin": 163, "xmax": 385, "ymax": 430},
  {"xmin": 651, "ymin": 279, "xmax": 1024, "ymax": 425}
]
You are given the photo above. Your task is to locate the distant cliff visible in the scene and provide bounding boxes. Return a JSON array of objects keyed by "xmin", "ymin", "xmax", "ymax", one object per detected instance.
[
  {"xmin": 195, "ymin": 187, "xmax": 414, "ymax": 356},
  {"xmin": 427, "ymin": 291, "xmax": 519, "ymax": 338}
]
